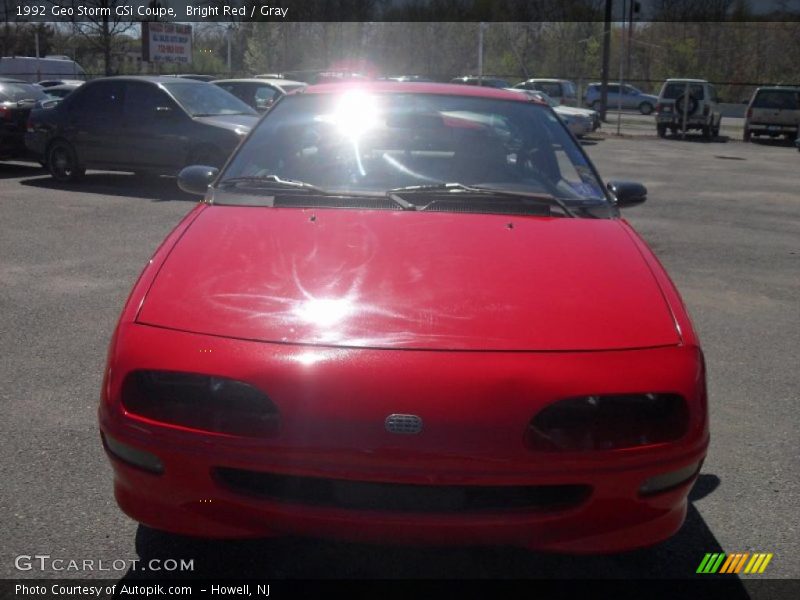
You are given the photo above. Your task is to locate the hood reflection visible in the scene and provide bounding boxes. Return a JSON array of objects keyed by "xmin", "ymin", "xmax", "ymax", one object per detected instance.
[{"xmin": 293, "ymin": 297, "xmax": 355, "ymax": 329}]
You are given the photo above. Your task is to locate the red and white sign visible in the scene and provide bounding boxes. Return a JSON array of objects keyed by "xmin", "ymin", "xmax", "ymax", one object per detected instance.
[{"xmin": 142, "ymin": 22, "xmax": 192, "ymax": 64}]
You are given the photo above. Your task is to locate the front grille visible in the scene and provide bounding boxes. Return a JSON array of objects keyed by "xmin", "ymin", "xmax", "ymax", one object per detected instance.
[{"xmin": 214, "ymin": 468, "xmax": 590, "ymax": 513}]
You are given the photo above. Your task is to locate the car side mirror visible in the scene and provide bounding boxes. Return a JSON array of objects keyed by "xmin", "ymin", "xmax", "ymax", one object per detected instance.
[
  {"xmin": 178, "ymin": 165, "xmax": 219, "ymax": 195},
  {"xmin": 607, "ymin": 181, "xmax": 647, "ymax": 207}
]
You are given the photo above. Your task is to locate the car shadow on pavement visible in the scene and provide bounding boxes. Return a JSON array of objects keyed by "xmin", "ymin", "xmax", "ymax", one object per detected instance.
[
  {"xmin": 748, "ymin": 138, "xmax": 796, "ymax": 148},
  {"xmin": 115, "ymin": 473, "xmax": 745, "ymax": 593},
  {"xmin": 665, "ymin": 134, "xmax": 730, "ymax": 144},
  {"xmin": 19, "ymin": 172, "xmax": 198, "ymax": 202}
]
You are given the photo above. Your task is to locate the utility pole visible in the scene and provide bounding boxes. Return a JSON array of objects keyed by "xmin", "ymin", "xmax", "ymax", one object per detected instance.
[
  {"xmin": 600, "ymin": 0, "xmax": 612, "ymax": 122},
  {"xmin": 227, "ymin": 27, "xmax": 232, "ymax": 75},
  {"xmin": 617, "ymin": 0, "xmax": 627, "ymax": 135},
  {"xmin": 627, "ymin": 1, "xmax": 640, "ymax": 82},
  {"xmin": 478, "ymin": 22, "xmax": 487, "ymax": 85}
]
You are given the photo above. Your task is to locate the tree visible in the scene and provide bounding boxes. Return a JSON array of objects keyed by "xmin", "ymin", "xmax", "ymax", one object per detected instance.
[
  {"xmin": 46, "ymin": 0, "xmax": 134, "ymax": 76},
  {"xmin": 0, "ymin": 22, "xmax": 57, "ymax": 58}
]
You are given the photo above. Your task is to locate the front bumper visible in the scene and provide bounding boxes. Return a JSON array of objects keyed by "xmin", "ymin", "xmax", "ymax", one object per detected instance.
[
  {"xmin": 655, "ymin": 112, "xmax": 709, "ymax": 126},
  {"xmin": 747, "ymin": 123, "xmax": 798, "ymax": 134},
  {"xmin": 99, "ymin": 324, "xmax": 708, "ymax": 553},
  {"xmin": 567, "ymin": 120, "xmax": 594, "ymax": 137}
]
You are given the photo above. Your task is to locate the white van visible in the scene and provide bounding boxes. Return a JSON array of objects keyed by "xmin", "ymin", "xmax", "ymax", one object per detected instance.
[{"xmin": 0, "ymin": 57, "xmax": 86, "ymax": 83}]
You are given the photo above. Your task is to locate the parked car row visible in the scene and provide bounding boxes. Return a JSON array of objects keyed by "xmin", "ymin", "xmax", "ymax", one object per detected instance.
[
  {"xmin": 654, "ymin": 79, "xmax": 799, "ymax": 146},
  {"xmin": 5, "ymin": 73, "xmax": 796, "ymax": 175},
  {"xmin": 12, "ymin": 72, "xmax": 613, "ymax": 182}
]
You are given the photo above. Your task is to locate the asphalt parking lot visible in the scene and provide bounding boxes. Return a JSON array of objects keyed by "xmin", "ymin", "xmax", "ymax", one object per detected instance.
[{"xmin": 1, "ymin": 135, "xmax": 797, "ymax": 591}]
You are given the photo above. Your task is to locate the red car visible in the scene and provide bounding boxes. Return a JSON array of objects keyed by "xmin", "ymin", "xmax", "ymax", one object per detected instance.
[{"xmin": 99, "ymin": 83, "xmax": 708, "ymax": 553}]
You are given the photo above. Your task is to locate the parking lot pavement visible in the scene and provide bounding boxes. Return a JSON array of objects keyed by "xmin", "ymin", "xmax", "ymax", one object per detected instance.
[{"xmin": 0, "ymin": 137, "xmax": 797, "ymax": 588}]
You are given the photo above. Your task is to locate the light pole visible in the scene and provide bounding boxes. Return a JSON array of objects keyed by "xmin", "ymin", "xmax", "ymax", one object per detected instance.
[
  {"xmin": 226, "ymin": 25, "xmax": 232, "ymax": 76},
  {"xmin": 600, "ymin": 0, "xmax": 613, "ymax": 122},
  {"xmin": 617, "ymin": 0, "xmax": 627, "ymax": 135},
  {"xmin": 478, "ymin": 22, "xmax": 488, "ymax": 85}
]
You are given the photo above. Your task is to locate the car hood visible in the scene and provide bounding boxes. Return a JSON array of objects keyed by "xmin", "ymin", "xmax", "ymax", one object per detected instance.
[
  {"xmin": 137, "ymin": 206, "xmax": 681, "ymax": 351},
  {"xmin": 193, "ymin": 113, "xmax": 259, "ymax": 132},
  {"xmin": 555, "ymin": 106, "xmax": 595, "ymax": 118}
]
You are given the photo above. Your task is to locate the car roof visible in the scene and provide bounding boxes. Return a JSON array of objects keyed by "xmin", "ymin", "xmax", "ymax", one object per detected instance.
[
  {"xmin": 214, "ymin": 78, "xmax": 306, "ymax": 87},
  {"xmin": 47, "ymin": 83, "xmax": 81, "ymax": 90},
  {"xmin": 451, "ymin": 76, "xmax": 507, "ymax": 81},
  {"xmin": 303, "ymin": 81, "xmax": 529, "ymax": 101},
  {"xmin": 523, "ymin": 78, "xmax": 570, "ymax": 83},
  {"xmin": 85, "ymin": 76, "xmax": 211, "ymax": 84},
  {"xmin": 754, "ymin": 86, "xmax": 800, "ymax": 92},
  {"xmin": 504, "ymin": 88, "xmax": 551, "ymax": 105},
  {"xmin": 665, "ymin": 78, "xmax": 708, "ymax": 83}
]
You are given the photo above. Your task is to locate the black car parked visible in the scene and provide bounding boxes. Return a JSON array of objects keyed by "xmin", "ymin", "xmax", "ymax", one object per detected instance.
[
  {"xmin": 25, "ymin": 76, "xmax": 259, "ymax": 182},
  {"xmin": 1, "ymin": 80, "xmax": 49, "ymax": 160}
]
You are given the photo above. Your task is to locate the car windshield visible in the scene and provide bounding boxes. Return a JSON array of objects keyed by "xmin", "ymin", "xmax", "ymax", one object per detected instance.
[
  {"xmin": 0, "ymin": 82, "xmax": 48, "ymax": 102},
  {"xmin": 162, "ymin": 82, "xmax": 257, "ymax": 117},
  {"xmin": 280, "ymin": 83, "xmax": 306, "ymax": 94},
  {"xmin": 662, "ymin": 82, "xmax": 705, "ymax": 100},
  {"xmin": 752, "ymin": 90, "xmax": 799, "ymax": 110},
  {"xmin": 219, "ymin": 91, "xmax": 608, "ymax": 209},
  {"xmin": 534, "ymin": 82, "xmax": 562, "ymax": 97}
]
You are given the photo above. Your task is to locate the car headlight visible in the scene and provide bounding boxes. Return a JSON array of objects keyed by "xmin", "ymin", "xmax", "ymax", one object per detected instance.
[
  {"xmin": 525, "ymin": 393, "xmax": 689, "ymax": 452},
  {"xmin": 122, "ymin": 371, "xmax": 279, "ymax": 437}
]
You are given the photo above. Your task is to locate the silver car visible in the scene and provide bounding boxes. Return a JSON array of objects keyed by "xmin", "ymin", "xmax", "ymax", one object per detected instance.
[
  {"xmin": 584, "ymin": 83, "xmax": 658, "ymax": 115},
  {"xmin": 508, "ymin": 89, "xmax": 597, "ymax": 137}
]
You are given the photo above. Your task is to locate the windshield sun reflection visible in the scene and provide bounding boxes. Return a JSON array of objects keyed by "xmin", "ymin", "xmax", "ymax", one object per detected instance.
[{"xmin": 318, "ymin": 90, "xmax": 381, "ymax": 141}]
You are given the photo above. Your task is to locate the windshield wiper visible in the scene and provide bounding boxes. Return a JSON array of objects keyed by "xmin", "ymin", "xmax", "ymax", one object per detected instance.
[
  {"xmin": 387, "ymin": 182, "xmax": 577, "ymax": 217},
  {"xmin": 218, "ymin": 175, "xmax": 329, "ymax": 193},
  {"xmin": 219, "ymin": 176, "xmax": 417, "ymax": 211},
  {"xmin": 194, "ymin": 112, "xmax": 254, "ymax": 117}
]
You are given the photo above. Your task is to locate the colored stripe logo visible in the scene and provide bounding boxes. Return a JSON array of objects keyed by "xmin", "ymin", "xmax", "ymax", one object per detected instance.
[{"xmin": 697, "ymin": 552, "xmax": 773, "ymax": 574}]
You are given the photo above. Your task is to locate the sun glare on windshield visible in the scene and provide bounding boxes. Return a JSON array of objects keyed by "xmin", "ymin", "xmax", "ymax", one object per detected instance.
[{"xmin": 319, "ymin": 90, "xmax": 382, "ymax": 140}]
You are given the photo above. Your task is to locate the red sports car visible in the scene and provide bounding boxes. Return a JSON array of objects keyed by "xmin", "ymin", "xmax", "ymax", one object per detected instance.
[{"xmin": 99, "ymin": 83, "xmax": 708, "ymax": 553}]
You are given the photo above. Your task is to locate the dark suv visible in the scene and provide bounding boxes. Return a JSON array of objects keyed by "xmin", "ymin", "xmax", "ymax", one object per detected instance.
[{"xmin": 25, "ymin": 76, "xmax": 259, "ymax": 182}]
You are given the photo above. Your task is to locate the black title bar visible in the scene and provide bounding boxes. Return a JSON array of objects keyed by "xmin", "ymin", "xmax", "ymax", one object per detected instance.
[{"xmin": 5, "ymin": 0, "xmax": 800, "ymax": 23}]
